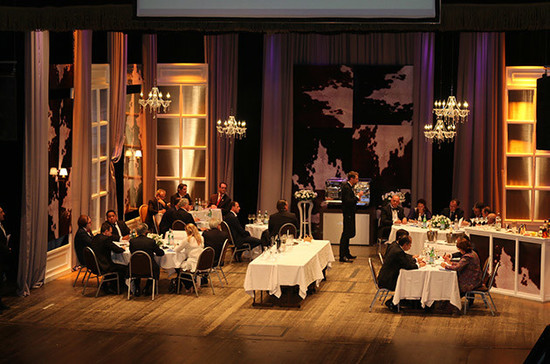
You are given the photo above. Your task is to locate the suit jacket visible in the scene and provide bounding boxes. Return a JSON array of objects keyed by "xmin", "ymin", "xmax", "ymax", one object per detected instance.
[
  {"xmin": 0, "ymin": 223, "xmax": 9, "ymax": 267},
  {"xmin": 377, "ymin": 245, "xmax": 418, "ymax": 291},
  {"xmin": 268, "ymin": 211, "xmax": 298, "ymax": 236},
  {"xmin": 108, "ymin": 220, "xmax": 130, "ymax": 241},
  {"xmin": 223, "ymin": 212, "xmax": 250, "ymax": 246},
  {"xmin": 380, "ymin": 204, "xmax": 405, "ymax": 228},
  {"xmin": 159, "ymin": 206, "xmax": 177, "ymax": 235},
  {"xmin": 145, "ymin": 198, "xmax": 167, "ymax": 231},
  {"xmin": 341, "ymin": 182, "xmax": 359, "ymax": 215},
  {"xmin": 407, "ymin": 208, "xmax": 432, "ymax": 221},
  {"xmin": 90, "ymin": 234, "xmax": 125, "ymax": 273},
  {"xmin": 170, "ymin": 193, "xmax": 191, "ymax": 207},
  {"xmin": 441, "ymin": 207, "xmax": 464, "ymax": 222},
  {"xmin": 174, "ymin": 208, "xmax": 196, "ymax": 227},
  {"xmin": 129, "ymin": 235, "xmax": 165, "ymax": 276},
  {"xmin": 209, "ymin": 193, "xmax": 232, "ymax": 215},
  {"xmin": 74, "ymin": 227, "xmax": 93, "ymax": 265},
  {"xmin": 203, "ymin": 228, "xmax": 228, "ymax": 265}
]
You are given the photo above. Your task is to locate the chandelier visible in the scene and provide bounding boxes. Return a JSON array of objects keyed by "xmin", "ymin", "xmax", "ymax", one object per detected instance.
[
  {"xmin": 216, "ymin": 115, "xmax": 247, "ymax": 139},
  {"xmin": 139, "ymin": 87, "xmax": 171, "ymax": 118},
  {"xmin": 425, "ymin": 95, "xmax": 469, "ymax": 143}
]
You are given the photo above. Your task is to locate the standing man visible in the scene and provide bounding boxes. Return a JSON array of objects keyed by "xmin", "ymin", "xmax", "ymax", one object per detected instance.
[
  {"xmin": 209, "ymin": 182, "xmax": 232, "ymax": 216},
  {"xmin": 340, "ymin": 171, "xmax": 364, "ymax": 263},
  {"xmin": 170, "ymin": 183, "xmax": 191, "ymax": 207},
  {"xmin": 0, "ymin": 206, "xmax": 10, "ymax": 312}
]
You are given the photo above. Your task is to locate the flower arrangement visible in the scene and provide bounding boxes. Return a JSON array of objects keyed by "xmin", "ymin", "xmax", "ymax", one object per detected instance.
[
  {"xmin": 147, "ymin": 233, "xmax": 163, "ymax": 246},
  {"xmin": 294, "ymin": 189, "xmax": 318, "ymax": 201},
  {"xmin": 381, "ymin": 190, "xmax": 406, "ymax": 203},
  {"xmin": 430, "ymin": 215, "xmax": 452, "ymax": 229}
]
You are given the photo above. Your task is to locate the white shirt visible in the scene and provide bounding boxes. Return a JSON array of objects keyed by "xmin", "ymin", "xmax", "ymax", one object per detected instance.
[{"xmin": 391, "ymin": 208, "xmax": 399, "ymax": 222}]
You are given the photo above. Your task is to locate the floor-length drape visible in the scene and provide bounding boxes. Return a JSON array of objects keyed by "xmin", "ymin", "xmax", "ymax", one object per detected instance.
[
  {"xmin": 141, "ymin": 34, "xmax": 156, "ymax": 206},
  {"xmin": 259, "ymin": 33, "xmax": 434, "ymax": 211},
  {"xmin": 18, "ymin": 30, "xmax": 49, "ymax": 296},
  {"xmin": 452, "ymin": 33, "xmax": 505, "ymax": 215},
  {"xmin": 205, "ymin": 34, "xmax": 239, "ymax": 196},
  {"xmin": 71, "ymin": 30, "xmax": 93, "ymax": 264},
  {"xmin": 108, "ymin": 32, "xmax": 128, "ymax": 212}
]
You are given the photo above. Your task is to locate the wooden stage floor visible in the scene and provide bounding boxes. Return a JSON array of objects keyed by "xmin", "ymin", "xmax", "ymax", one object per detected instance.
[{"xmin": 0, "ymin": 245, "xmax": 545, "ymax": 363}]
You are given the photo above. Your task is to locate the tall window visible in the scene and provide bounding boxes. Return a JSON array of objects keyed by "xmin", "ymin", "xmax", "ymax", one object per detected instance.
[
  {"xmin": 155, "ymin": 64, "xmax": 208, "ymax": 202},
  {"xmin": 90, "ymin": 65, "xmax": 110, "ymax": 232}
]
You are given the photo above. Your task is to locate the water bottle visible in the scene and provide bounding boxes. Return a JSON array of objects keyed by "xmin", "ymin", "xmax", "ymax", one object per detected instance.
[
  {"xmin": 264, "ymin": 210, "xmax": 269, "ymax": 224},
  {"xmin": 422, "ymin": 215, "xmax": 427, "ymax": 228},
  {"xmin": 454, "ymin": 216, "xmax": 458, "ymax": 229},
  {"xmin": 495, "ymin": 214, "xmax": 501, "ymax": 230},
  {"xmin": 257, "ymin": 210, "xmax": 262, "ymax": 223}
]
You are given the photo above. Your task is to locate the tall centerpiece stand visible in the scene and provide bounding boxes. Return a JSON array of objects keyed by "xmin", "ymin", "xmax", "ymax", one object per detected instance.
[{"xmin": 294, "ymin": 189, "xmax": 317, "ymax": 239}]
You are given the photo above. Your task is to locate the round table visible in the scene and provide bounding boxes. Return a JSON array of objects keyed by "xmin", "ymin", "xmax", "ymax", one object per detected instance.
[{"xmin": 245, "ymin": 223, "xmax": 268, "ymax": 239}]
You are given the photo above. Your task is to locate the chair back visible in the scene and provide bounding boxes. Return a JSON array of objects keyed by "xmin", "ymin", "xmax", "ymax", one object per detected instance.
[
  {"xmin": 83, "ymin": 247, "xmax": 102, "ymax": 276},
  {"xmin": 481, "ymin": 257, "xmax": 490, "ymax": 284},
  {"xmin": 172, "ymin": 220, "xmax": 186, "ymax": 230},
  {"xmin": 129, "ymin": 250, "xmax": 153, "ymax": 277},
  {"xmin": 196, "ymin": 247, "xmax": 215, "ymax": 272},
  {"xmin": 216, "ymin": 239, "xmax": 229, "ymax": 267},
  {"xmin": 368, "ymin": 258, "xmax": 379, "ymax": 289},
  {"xmin": 486, "ymin": 261, "xmax": 500, "ymax": 291},
  {"xmin": 220, "ymin": 221, "xmax": 235, "ymax": 246},
  {"xmin": 378, "ymin": 252, "xmax": 384, "ymax": 265},
  {"xmin": 278, "ymin": 223, "xmax": 297, "ymax": 237},
  {"xmin": 139, "ymin": 204, "xmax": 148, "ymax": 223}
]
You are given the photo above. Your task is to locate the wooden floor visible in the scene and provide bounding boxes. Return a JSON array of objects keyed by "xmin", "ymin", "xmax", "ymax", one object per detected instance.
[{"xmin": 0, "ymin": 245, "xmax": 545, "ymax": 363}]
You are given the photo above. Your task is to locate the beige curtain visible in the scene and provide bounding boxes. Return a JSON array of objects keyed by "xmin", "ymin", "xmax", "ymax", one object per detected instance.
[
  {"xmin": 71, "ymin": 30, "xmax": 92, "ymax": 262},
  {"xmin": 108, "ymin": 32, "xmax": 128, "ymax": 212},
  {"xmin": 205, "ymin": 34, "xmax": 239, "ymax": 196},
  {"xmin": 453, "ymin": 33, "xmax": 505, "ymax": 215},
  {"xmin": 141, "ymin": 34, "xmax": 157, "ymax": 205},
  {"xmin": 18, "ymin": 30, "xmax": 49, "ymax": 296}
]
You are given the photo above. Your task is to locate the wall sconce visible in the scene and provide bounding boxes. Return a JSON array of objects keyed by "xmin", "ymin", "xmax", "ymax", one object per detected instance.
[
  {"xmin": 50, "ymin": 167, "xmax": 68, "ymax": 182},
  {"xmin": 125, "ymin": 149, "xmax": 142, "ymax": 159}
]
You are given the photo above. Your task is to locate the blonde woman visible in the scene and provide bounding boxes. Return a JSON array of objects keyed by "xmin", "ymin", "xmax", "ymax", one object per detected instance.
[{"xmin": 174, "ymin": 224, "xmax": 204, "ymax": 292}]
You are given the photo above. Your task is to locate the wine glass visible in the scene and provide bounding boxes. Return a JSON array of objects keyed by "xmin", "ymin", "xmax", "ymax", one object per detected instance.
[{"xmin": 248, "ymin": 214, "xmax": 253, "ymax": 224}]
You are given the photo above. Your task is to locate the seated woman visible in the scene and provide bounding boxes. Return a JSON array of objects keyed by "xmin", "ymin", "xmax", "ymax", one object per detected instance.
[
  {"xmin": 407, "ymin": 198, "xmax": 432, "ymax": 222},
  {"xmin": 174, "ymin": 223, "xmax": 204, "ymax": 292},
  {"xmin": 441, "ymin": 236, "xmax": 482, "ymax": 295}
]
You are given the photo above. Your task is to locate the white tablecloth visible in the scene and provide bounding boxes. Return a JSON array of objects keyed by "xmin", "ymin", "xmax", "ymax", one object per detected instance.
[
  {"xmin": 425, "ymin": 241, "xmax": 459, "ymax": 255},
  {"xmin": 392, "ymin": 264, "xmax": 461, "ymax": 309},
  {"xmin": 388, "ymin": 224, "xmax": 463, "ymax": 256},
  {"xmin": 243, "ymin": 240, "xmax": 335, "ymax": 299},
  {"xmin": 245, "ymin": 223, "xmax": 268, "ymax": 239},
  {"xmin": 190, "ymin": 208, "xmax": 222, "ymax": 223},
  {"xmin": 111, "ymin": 241, "xmax": 185, "ymax": 273}
]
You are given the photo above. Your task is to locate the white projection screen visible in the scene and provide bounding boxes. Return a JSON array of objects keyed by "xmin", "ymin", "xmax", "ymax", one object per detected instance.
[{"xmin": 136, "ymin": 0, "xmax": 438, "ymax": 20}]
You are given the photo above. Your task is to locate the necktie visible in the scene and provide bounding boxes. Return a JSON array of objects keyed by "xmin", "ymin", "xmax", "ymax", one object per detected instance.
[{"xmin": 217, "ymin": 194, "xmax": 222, "ymax": 206}]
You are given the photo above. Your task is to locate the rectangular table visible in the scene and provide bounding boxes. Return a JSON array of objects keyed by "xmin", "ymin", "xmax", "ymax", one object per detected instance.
[
  {"xmin": 392, "ymin": 263, "xmax": 462, "ymax": 309},
  {"xmin": 244, "ymin": 239, "xmax": 335, "ymax": 302},
  {"xmin": 388, "ymin": 224, "xmax": 464, "ymax": 256},
  {"xmin": 245, "ymin": 223, "xmax": 268, "ymax": 239}
]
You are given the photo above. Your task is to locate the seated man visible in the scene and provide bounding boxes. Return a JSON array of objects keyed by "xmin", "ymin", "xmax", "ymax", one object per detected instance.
[
  {"xmin": 129, "ymin": 223, "xmax": 165, "ymax": 296},
  {"xmin": 209, "ymin": 182, "xmax": 232, "ymax": 216},
  {"xmin": 146, "ymin": 188, "xmax": 167, "ymax": 232},
  {"xmin": 202, "ymin": 219, "xmax": 229, "ymax": 265},
  {"xmin": 379, "ymin": 194, "xmax": 406, "ymax": 239},
  {"xmin": 441, "ymin": 198, "xmax": 464, "ymax": 222},
  {"xmin": 90, "ymin": 222, "xmax": 127, "ymax": 294},
  {"xmin": 223, "ymin": 201, "xmax": 262, "ymax": 258},
  {"xmin": 105, "ymin": 210, "xmax": 130, "ymax": 241},
  {"xmin": 469, "ymin": 201, "xmax": 487, "ymax": 221},
  {"xmin": 268, "ymin": 199, "xmax": 298, "ymax": 237},
  {"xmin": 74, "ymin": 215, "xmax": 93, "ymax": 266},
  {"xmin": 378, "ymin": 235, "xmax": 425, "ymax": 310},
  {"xmin": 174, "ymin": 198, "xmax": 197, "ymax": 227},
  {"xmin": 383, "ymin": 228, "xmax": 409, "ymax": 259},
  {"xmin": 170, "ymin": 183, "xmax": 191, "ymax": 207},
  {"xmin": 158, "ymin": 202, "xmax": 178, "ymax": 235}
]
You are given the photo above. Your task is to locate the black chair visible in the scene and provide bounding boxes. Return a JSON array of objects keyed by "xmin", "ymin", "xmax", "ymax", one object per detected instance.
[
  {"xmin": 278, "ymin": 223, "xmax": 297, "ymax": 238},
  {"xmin": 128, "ymin": 250, "xmax": 157, "ymax": 301},
  {"xmin": 177, "ymin": 247, "xmax": 216, "ymax": 297},
  {"xmin": 220, "ymin": 220, "xmax": 251, "ymax": 264},
  {"xmin": 368, "ymin": 257, "xmax": 396, "ymax": 312},
  {"xmin": 172, "ymin": 220, "xmax": 186, "ymax": 230},
  {"xmin": 73, "ymin": 264, "xmax": 91, "ymax": 287},
  {"xmin": 212, "ymin": 239, "xmax": 229, "ymax": 287},
  {"xmin": 82, "ymin": 247, "xmax": 120, "ymax": 297},
  {"xmin": 464, "ymin": 261, "xmax": 501, "ymax": 316}
]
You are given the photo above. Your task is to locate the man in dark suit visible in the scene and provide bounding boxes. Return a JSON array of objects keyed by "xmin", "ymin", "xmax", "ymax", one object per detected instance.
[
  {"xmin": 383, "ymin": 228, "xmax": 410, "ymax": 259},
  {"xmin": 159, "ymin": 204, "xmax": 178, "ymax": 235},
  {"xmin": 90, "ymin": 222, "xmax": 127, "ymax": 294},
  {"xmin": 129, "ymin": 223, "xmax": 165, "ymax": 296},
  {"xmin": 379, "ymin": 194, "xmax": 406, "ymax": 240},
  {"xmin": 106, "ymin": 210, "xmax": 130, "ymax": 241},
  {"xmin": 174, "ymin": 198, "xmax": 197, "ymax": 227},
  {"xmin": 209, "ymin": 182, "xmax": 232, "ymax": 216},
  {"xmin": 268, "ymin": 199, "xmax": 298, "ymax": 237},
  {"xmin": 340, "ymin": 171, "xmax": 364, "ymax": 263},
  {"xmin": 0, "ymin": 206, "xmax": 10, "ymax": 312},
  {"xmin": 203, "ymin": 219, "xmax": 228, "ymax": 265},
  {"xmin": 378, "ymin": 236, "xmax": 425, "ymax": 311},
  {"xmin": 146, "ymin": 188, "xmax": 167, "ymax": 232},
  {"xmin": 74, "ymin": 215, "xmax": 93, "ymax": 266},
  {"xmin": 441, "ymin": 199, "xmax": 464, "ymax": 222},
  {"xmin": 224, "ymin": 201, "xmax": 261, "ymax": 254},
  {"xmin": 170, "ymin": 183, "xmax": 192, "ymax": 207}
]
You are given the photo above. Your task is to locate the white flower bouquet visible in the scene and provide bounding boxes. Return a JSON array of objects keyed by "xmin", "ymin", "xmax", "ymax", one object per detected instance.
[
  {"xmin": 430, "ymin": 215, "xmax": 452, "ymax": 229},
  {"xmin": 147, "ymin": 233, "xmax": 163, "ymax": 246},
  {"xmin": 381, "ymin": 190, "xmax": 406, "ymax": 203},
  {"xmin": 294, "ymin": 189, "xmax": 318, "ymax": 201}
]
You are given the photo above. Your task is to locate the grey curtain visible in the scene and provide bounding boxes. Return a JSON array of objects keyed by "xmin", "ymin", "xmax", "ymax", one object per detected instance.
[
  {"xmin": 71, "ymin": 30, "xmax": 93, "ymax": 264},
  {"xmin": 205, "ymin": 34, "xmax": 239, "ymax": 197},
  {"xmin": 141, "ymin": 34, "xmax": 157, "ymax": 206},
  {"xmin": 452, "ymin": 33, "xmax": 505, "ymax": 215},
  {"xmin": 18, "ymin": 30, "xmax": 49, "ymax": 296},
  {"xmin": 259, "ymin": 33, "xmax": 434, "ymax": 211},
  {"xmin": 107, "ymin": 32, "xmax": 128, "ymax": 211}
]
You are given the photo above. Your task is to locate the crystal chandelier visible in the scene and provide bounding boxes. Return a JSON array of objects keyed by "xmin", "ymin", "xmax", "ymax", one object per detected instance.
[
  {"xmin": 139, "ymin": 87, "xmax": 171, "ymax": 118},
  {"xmin": 424, "ymin": 117, "xmax": 456, "ymax": 143},
  {"xmin": 216, "ymin": 115, "xmax": 247, "ymax": 139},
  {"xmin": 425, "ymin": 95, "xmax": 469, "ymax": 143}
]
